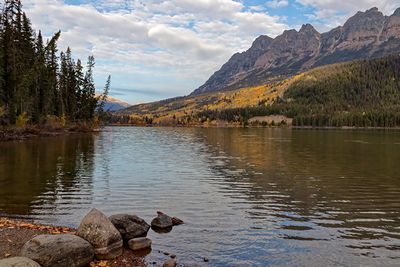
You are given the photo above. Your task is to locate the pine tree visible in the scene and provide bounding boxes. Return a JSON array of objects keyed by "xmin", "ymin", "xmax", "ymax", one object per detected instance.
[
  {"xmin": 2, "ymin": 0, "xmax": 22, "ymax": 122},
  {"xmin": 44, "ymin": 30, "xmax": 60, "ymax": 116},
  {"xmin": 74, "ymin": 59, "xmax": 84, "ymax": 120},
  {"xmin": 32, "ymin": 30, "xmax": 46, "ymax": 122},
  {"xmin": 97, "ymin": 75, "xmax": 111, "ymax": 114},
  {"xmin": 65, "ymin": 47, "xmax": 77, "ymax": 119},
  {"xmin": 82, "ymin": 55, "xmax": 96, "ymax": 120}
]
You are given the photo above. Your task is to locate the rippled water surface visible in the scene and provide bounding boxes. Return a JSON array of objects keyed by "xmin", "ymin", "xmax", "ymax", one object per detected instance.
[{"xmin": 1, "ymin": 127, "xmax": 400, "ymax": 266}]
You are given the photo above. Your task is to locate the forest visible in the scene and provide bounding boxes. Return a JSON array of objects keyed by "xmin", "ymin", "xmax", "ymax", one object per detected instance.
[
  {"xmin": 197, "ymin": 55, "xmax": 400, "ymax": 127},
  {"xmin": 0, "ymin": 0, "xmax": 109, "ymax": 128}
]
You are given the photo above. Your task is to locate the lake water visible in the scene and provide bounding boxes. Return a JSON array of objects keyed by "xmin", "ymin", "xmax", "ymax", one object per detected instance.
[{"xmin": 0, "ymin": 127, "xmax": 399, "ymax": 266}]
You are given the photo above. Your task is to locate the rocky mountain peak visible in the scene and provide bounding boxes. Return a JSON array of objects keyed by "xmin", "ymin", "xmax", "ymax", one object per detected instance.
[
  {"xmin": 339, "ymin": 7, "xmax": 386, "ymax": 44},
  {"xmin": 250, "ymin": 35, "xmax": 273, "ymax": 50},
  {"xmin": 299, "ymin": 24, "xmax": 318, "ymax": 34},
  {"xmin": 192, "ymin": 7, "xmax": 400, "ymax": 95},
  {"xmin": 366, "ymin": 7, "xmax": 380, "ymax": 13}
]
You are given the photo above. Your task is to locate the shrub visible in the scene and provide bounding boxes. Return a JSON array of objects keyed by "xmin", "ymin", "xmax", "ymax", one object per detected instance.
[
  {"xmin": 45, "ymin": 115, "xmax": 65, "ymax": 129},
  {"xmin": 16, "ymin": 112, "xmax": 29, "ymax": 128},
  {"xmin": 0, "ymin": 106, "xmax": 5, "ymax": 118}
]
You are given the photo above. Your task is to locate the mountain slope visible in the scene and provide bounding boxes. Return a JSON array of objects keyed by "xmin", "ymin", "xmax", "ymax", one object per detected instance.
[
  {"xmin": 120, "ymin": 55, "xmax": 400, "ymax": 127},
  {"xmin": 193, "ymin": 7, "xmax": 400, "ymax": 95},
  {"xmin": 199, "ymin": 55, "xmax": 400, "ymax": 127}
]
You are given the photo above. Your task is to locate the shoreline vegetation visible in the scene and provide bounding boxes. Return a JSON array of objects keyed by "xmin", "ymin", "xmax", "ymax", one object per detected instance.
[
  {"xmin": 0, "ymin": 123, "xmax": 98, "ymax": 142},
  {"xmin": 108, "ymin": 123, "xmax": 400, "ymax": 130}
]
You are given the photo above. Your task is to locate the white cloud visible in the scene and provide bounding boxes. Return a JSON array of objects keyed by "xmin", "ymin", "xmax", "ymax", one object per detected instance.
[
  {"xmin": 266, "ymin": 0, "xmax": 289, "ymax": 9},
  {"xmin": 296, "ymin": 0, "xmax": 399, "ymax": 30},
  {"xmin": 23, "ymin": 0, "xmax": 288, "ymax": 103}
]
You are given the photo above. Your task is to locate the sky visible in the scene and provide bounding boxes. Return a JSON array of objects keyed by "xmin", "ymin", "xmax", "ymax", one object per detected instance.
[{"xmin": 22, "ymin": 0, "xmax": 399, "ymax": 104}]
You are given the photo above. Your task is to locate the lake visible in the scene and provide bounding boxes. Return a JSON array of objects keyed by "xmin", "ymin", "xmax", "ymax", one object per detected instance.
[{"xmin": 0, "ymin": 127, "xmax": 399, "ymax": 266}]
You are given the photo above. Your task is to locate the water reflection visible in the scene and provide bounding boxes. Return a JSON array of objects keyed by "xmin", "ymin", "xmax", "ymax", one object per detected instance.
[
  {"xmin": 0, "ymin": 135, "xmax": 95, "ymax": 218},
  {"xmin": 196, "ymin": 128, "xmax": 400, "ymax": 262},
  {"xmin": 0, "ymin": 128, "xmax": 399, "ymax": 266}
]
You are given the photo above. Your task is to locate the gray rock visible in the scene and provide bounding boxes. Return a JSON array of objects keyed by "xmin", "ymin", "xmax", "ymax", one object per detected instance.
[
  {"xmin": 109, "ymin": 214, "xmax": 150, "ymax": 241},
  {"xmin": 151, "ymin": 212, "xmax": 173, "ymax": 229},
  {"xmin": 163, "ymin": 258, "xmax": 177, "ymax": 267},
  {"xmin": 77, "ymin": 208, "xmax": 123, "ymax": 260},
  {"xmin": 127, "ymin": 237, "xmax": 152, "ymax": 251},
  {"xmin": 20, "ymin": 234, "xmax": 94, "ymax": 267},
  {"xmin": 0, "ymin": 257, "xmax": 41, "ymax": 267}
]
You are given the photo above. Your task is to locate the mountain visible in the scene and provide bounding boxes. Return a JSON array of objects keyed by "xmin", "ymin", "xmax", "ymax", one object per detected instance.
[
  {"xmin": 98, "ymin": 95, "xmax": 131, "ymax": 111},
  {"xmin": 121, "ymin": 55, "xmax": 400, "ymax": 127},
  {"xmin": 199, "ymin": 55, "xmax": 400, "ymax": 127},
  {"xmin": 193, "ymin": 7, "xmax": 400, "ymax": 95}
]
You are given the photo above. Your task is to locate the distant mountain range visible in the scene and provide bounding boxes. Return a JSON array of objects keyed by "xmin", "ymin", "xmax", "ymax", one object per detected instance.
[
  {"xmin": 98, "ymin": 95, "xmax": 131, "ymax": 111},
  {"xmin": 193, "ymin": 7, "xmax": 400, "ymax": 95}
]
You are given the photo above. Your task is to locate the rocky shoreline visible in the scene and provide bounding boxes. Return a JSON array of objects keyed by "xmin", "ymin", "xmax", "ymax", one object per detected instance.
[{"xmin": 0, "ymin": 209, "xmax": 189, "ymax": 267}]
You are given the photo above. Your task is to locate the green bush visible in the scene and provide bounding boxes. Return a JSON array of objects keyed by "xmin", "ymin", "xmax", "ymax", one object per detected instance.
[{"xmin": 16, "ymin": 112, "xmax": 29, "ymax": 128}]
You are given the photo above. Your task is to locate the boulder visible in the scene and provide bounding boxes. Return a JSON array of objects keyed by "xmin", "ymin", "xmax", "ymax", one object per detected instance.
[
  {"xmin": 77, "ymin": 208, "xmax": 123, "ymax": 260},
  {"xmin": 109, "ymin": 214, "xmax": 150, "ymax": 241},
  {"xmin": 127, "ymin": 237, "xmax": 152, "ymax": 251},
  {"xmin": 0, "ymin": 257, "xmax": 41, "ymax": 267},
  {"xmin": 151, "ymin": 211, "xmax": 173, "ymax": 229},
  {"xmin": 20, "ymin": 234, "xmax": 94, "ymax": 267}
]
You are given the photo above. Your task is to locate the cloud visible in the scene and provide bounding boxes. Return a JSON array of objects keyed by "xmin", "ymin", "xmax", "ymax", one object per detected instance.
[
  {"xmin": 22, "ymin": 0, "xmax": 288, "ymax": 103},
  {"xmin": 296, "ymin": 0, "xmax": 399, "ymax": 30},
  {"xmin": 147, "ymin": 24, "xmax": 226, "ymax": 60},
  {"xmin": 266, "ymin": 0, "xmax": 289, "ymax": 9}
]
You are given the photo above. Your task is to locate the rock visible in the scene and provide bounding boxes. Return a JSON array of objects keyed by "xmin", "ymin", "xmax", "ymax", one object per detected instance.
[
  {"xmin": 0, "ymin": 257, "xmax": 41, "ymax": 267},
  {"xmin": 171, "ymin": 217, "xmax": 184, "ymax": 226},
  {"xmin": 109, "ymin": 214, "xmax": 150, "ymax": 241},
  {"xmin": 163, "ymin": 258, "xmax": 177, "ymax": 267},
  {"xmin": 20, "ymin": 234, "xmax": 94, "ymax": 267},
  {"xmin": 151, "ymin": 211, "xmax": 173, "ymax": 229},
  {"xmin": 127, "ymin": 237, "xmax": 152, "ymax": 251},
  {"xmin": 151, "ymin": 227, "xmax": 172, "ymax": 234},
  {"xmin": 77, "ymin": 208, "xmax": 123, "ymax": 260}
]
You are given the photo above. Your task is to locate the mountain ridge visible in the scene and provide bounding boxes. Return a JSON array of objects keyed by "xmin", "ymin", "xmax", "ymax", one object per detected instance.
[
  {"xmin": 96, "ymin": 95, "xmax": 131, "ymax": 111},
  {"xmin": 192, "ymin": 7, "xmax": 400, "ymax": 95}
]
